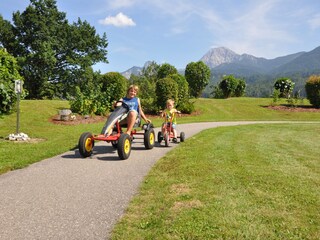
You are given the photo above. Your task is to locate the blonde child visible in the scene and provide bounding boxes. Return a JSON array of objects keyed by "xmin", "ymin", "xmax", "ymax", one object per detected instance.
[
  {"xmin": 114, "ymin": 85, "xmax": 151, "ymax": 135},
  {"xmin": 161, "ymin": 99, "xmax": 180, "ymax": 142}
]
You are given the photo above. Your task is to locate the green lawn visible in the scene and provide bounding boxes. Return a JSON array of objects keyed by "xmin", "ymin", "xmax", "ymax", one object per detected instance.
[
  {"xmin": 0, "ymin": 100, "xmax": 103, "ymax": 174},
  {"xmin": 111, "ymin": 123, "xmax": 320, "ymax": 239},
  {"xmin": 1, "ymin": 98, "xmax": 319, "ymax": 239},
  {"xmin": 0, "ymin": 98, "xmax": 319, "ymax": 174}
]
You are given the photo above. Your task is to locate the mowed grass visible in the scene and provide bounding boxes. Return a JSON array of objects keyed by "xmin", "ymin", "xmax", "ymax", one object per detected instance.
[
  {"xmin": 111, "ymin": 124, "xmax": 320, "ymax": 239},
  {"xmin": 182, "ymin": 98, "xmax": 320, "ymax": 123},
  {"xmin": 0, "ymin": 97, "xmax": 319, "ymax": 174},
  {"xmin": 0, "ymin": 100, "xmax": 103, "ymax": 174},
  {"xmin": 0, "ymin": 98, "xmax": 319, "ymax": 238}
]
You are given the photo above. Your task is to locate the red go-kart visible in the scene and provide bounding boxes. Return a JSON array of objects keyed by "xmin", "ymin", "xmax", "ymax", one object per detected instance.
[
  {"xmin": 157, "ymin": 111, "xmax": 185, "ymax": 147},
  {"xmin": 78, "ymin": 101, "xmax": 155, "ymax": 160}
]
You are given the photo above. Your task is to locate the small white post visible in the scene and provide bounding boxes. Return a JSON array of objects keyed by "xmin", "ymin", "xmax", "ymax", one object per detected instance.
[{"xmin": 15, "ymin": 80, "xmax": 22, "ymax": 134}]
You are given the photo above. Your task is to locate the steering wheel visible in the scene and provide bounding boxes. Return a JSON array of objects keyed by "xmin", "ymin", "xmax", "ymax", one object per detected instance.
[{"xmin": 115, "ymin": 100, "xmax": 130, "ymax": 111}]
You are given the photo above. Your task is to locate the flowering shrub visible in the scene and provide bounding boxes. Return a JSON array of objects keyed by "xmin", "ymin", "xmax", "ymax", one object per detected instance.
[{"xmin": 274, "ymin": 77, "xmax": 295, "ymax": 98}]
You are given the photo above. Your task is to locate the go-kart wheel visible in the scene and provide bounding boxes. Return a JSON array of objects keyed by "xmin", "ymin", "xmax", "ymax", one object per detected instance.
[
  {"xmin": 78, "ymin": 132, "xmax": 94, "ymax": 157},
  {"xmin": 157, "ymin": 131, "xmax": 163, "ymax": 143},
  {"xmin": 117, "ymin": 133, "xmax": 131, "ymax": 160},
  {"xmin": 180, "ymin": 132, "xmax": 185, "ymax": 142},
  {"xmin": 144, "ymin": 128, "xmax": 155, "ymax": 149},
  {"xmin": 164, "ymin": 132, "xmax": 169, "ymax": 147}
]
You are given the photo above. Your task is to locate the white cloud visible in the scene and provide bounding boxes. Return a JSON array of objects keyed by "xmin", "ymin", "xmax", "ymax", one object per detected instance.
[{"xmin": 99, "ymin": 12, "xmax": 136, "ymax": 27}]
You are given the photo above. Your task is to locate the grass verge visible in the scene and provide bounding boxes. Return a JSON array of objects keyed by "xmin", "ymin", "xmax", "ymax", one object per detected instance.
[
  {"xmin": 111, "ymin": 124, "xmax": 320, "ymax": 239},
  {"xmin": 0, "ymin": 100, "xmax": 102, "ymax": 174}
]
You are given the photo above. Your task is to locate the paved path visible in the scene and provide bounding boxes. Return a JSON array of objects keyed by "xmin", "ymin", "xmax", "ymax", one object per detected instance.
[{"xmin": 0, "ymin": 121, "xmax": 296, "ymax": 239}]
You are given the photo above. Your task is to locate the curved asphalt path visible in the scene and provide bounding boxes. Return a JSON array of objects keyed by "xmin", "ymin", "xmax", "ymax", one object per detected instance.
[{"xmin": 0, "ymin": 121, "xmax": 296, "ymax": 239}]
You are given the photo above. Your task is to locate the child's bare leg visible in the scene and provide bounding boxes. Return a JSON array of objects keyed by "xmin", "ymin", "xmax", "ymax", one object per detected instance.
[
  {"xmin": 161, "ymin": 123, "xmax": 165, "ymax": 134},
  {"xmin": 173, "ymin": 129, "xmax": 177, "ymax": 138},
  {"xmin": 126, "ymin": 111, "xmax": 137, "ymax": 135}
]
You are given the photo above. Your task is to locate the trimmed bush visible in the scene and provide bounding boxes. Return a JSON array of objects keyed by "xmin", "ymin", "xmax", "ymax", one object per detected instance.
[
  {"xmin": 305, "ymin": 75, "xmax": 320, "ymax": 108},
  {"xmin": 219, "ymin": 75, "xmax": 239, "ymax": 98},
  {"xmin": 155, "ymin": 77, "xmax": 178, "ymax": 109},
  {"xmin": 100, "ymin": 72, "xmax": 128, "ymax": 103},
  {"xmin": 176, "ymin": 100, "xmax": 195, "ymax": 114},
  {"xmin": 70, "ymin": 86, "xmax": 110, "ymax": 116},
  {"xmin": 234, "ymin": 79, "xmax": 246, "ymax": 97}
]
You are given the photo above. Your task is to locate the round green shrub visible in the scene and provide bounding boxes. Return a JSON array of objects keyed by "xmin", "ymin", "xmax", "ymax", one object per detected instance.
[
  {"xmin": 219, "ymin": 75, "xmax": 238, "ymax": 98},
  {"xmin": 177, "ymin": 100, "xmax": 195, "ymax": 114},
  {"xmin": 305, "ymin": 75, "xmax": 320, "ymax": 108},
  {"xmin": 155, "ymin": 77, "xmax": 178, "ymax": 109}
]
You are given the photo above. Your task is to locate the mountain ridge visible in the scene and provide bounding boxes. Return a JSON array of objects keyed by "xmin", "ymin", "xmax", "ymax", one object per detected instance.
[
  {"xmin": 199, "ymin": 47, "xmax": 309, "ymax": 76},
  {"xmin": 121, "ymin": 46, "xmax": 319, "ymax": 78}
]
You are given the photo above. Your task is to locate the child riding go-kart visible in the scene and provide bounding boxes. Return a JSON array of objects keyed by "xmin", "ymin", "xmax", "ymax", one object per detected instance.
[
  {"xmin": 157, "ymin": 99, "xmax": 185, "ymax": 147},
  {"xmin": 78, "ymin": 101, "xmax": 155, "ymax": 160},
  {"xmin": 158, "ymin": 110, "xmax": 185, "ymax": 146}
]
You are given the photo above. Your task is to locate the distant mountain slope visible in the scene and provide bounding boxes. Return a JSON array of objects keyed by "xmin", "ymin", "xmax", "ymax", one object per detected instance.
[
  {"xmin": 121, "ymin": 46, "xmax": 319, "ymax": 79},
  {"xmin": 121, "ymin": 66, "xmax": 142, "ymax": 79},
  {"xmin": 200, "ymin": 47, "xmax": 307, "ymax": 76},
  {"xmin": 271, "ymin": 46, "xmax": 320, "ymax": 75}
]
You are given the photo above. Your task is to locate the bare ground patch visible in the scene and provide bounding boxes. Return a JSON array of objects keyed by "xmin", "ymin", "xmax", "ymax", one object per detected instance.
[
  {"xmin": 266, "ymin": 105, "xmax": 320, "ymax": 112},
  {"xmin": 49, "ymin": 114, "xmax": 106, "ymax": 125}
]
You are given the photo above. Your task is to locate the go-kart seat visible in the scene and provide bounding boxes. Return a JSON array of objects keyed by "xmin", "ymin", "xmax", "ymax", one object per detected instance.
[{"xmin": 119, "ymin": 113, "xmax": 141, "ymax": 128}]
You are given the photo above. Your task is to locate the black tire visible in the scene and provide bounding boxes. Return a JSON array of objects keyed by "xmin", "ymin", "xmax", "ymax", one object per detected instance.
[
  {"xmin": 180, "ymin": 132, "xmax": 185, "ymax": 142},
  {"xmin": 164, "ymin": 132, "xmax": 169, "ymax": 147},
  {"xmin": 117, "ymin": 133, "xmax": 131, "ymax": 160},
  {"xmin": 157, "ymin": 131, "xmax": 163, "ymax": 143},
  {"xmin": 144, "ymin": 128, "xmax": 155, "ymax": 149},
  {"xmin": 78, "ymin": 132, "xmax": 94, "ymax": 158}
]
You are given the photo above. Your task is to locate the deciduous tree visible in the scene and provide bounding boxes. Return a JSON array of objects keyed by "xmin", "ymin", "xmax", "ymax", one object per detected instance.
[{"xmin": 0, "ymin": 0, "xmax": 108, "ymax": 99}]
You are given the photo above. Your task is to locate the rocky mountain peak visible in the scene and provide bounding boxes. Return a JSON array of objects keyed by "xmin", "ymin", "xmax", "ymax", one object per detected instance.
[{"xmin": 200, "ymin": 47, "xmax": 239, "ymax": 68}]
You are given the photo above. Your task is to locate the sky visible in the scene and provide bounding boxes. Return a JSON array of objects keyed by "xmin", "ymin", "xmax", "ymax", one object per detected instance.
[{"xmin": 1, "ymin": 0, "xmax": 320, "ymax": 73}]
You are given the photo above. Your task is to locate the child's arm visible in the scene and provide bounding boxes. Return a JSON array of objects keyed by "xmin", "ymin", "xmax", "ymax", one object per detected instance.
[
  {"xmin": 171, "ymin": 108, "xmax": 181, "ymax": 114},
  {"xmin": 112, "ymin": 98, "xmax": 123, "ymax": 109},
  {"xmin": 139, "ymin": 101, "xmax": 151, "ymax": 123}
]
